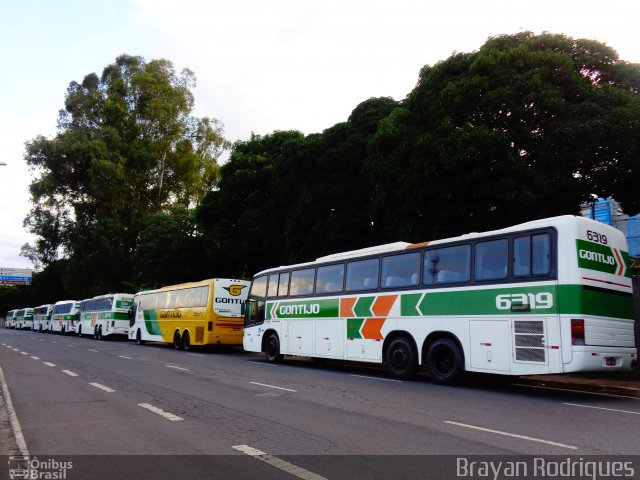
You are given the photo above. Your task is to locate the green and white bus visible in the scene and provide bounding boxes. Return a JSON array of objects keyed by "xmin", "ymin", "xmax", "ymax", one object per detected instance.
[
  {"xmin": 5, "ymin": 310, "xmax": 17, "ymax": 328},
  {"xmin": 243, "ymin": 215, "xmax": 637, "ymax": 384},
  {"xmin": 14, "ymin": 308, "xmax": 34, "ymax": 330},
  {"xmin": 79, "ymin": 293, "xmax": 134, "ymax": 339},
  {"xmin": 33, "ymin": 304, "xmax": 54, "ymax": 332},
  {"xmin": 51, "ymin": 300, "xmax": 80, "ymax": 335}
]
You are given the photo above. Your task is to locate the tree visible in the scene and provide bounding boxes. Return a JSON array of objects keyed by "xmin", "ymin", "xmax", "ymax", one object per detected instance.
[
  {"xmin": 367, "ymin": 32, "xmax": 640, "ymax": 241},
  {"xmin": 24, "ymin": 55, "xmax": 228, "ymax": 296}
]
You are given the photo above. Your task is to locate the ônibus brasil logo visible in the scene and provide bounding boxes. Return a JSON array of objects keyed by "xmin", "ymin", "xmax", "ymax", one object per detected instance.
[{"xmin": 223, "ymin": 285, "xmax": 247, "ymax": 296}]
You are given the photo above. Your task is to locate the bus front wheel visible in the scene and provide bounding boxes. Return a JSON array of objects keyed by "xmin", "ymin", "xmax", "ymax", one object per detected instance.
[
  {"xmin": 385, "ymin": 336, "xmax": 418, "ymax": 380},
  {"xmin": 136, "ymin": 329, "xmax": 145, "ymax": 345},
  {"xmin": 426, "ymin": 338, "xmax": 464, "ymax": 385},
  {"xmin": 264, "ymin": 333, "xmax": 283, "ymax": 363},
  {"xmin": 173, "ymin": 331, "xmax": 181, "ymax": 350}
]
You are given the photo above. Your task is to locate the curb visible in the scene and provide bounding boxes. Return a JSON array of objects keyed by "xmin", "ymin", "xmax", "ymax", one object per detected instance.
[{"xmin": 514, "ymin": 376, "xmax": 640, "ymax": 398}]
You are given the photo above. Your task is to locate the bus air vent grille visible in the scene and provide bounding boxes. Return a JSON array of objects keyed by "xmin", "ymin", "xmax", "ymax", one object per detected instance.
[
  {"xmin": 195, "ymin": 326, "xmax": 204, "ymax": 343},
  {"xmin": 514, "ymin": 320, "xmax": 546, "ymax": 363}
]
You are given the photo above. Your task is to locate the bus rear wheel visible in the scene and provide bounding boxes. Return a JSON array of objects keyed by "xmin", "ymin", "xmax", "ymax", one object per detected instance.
[
  {"xmin": 385, "ymin": 336, "xmax": 418, "ymax": 380},
  {"xmin": 97, "ymin": 326, "xmax": 103, "ymax": 341},
  {"xmin": 427, "ymin": 338, "xmax": 464, "ymax": 385},
  {"xmin": 173, "ymin": 331, "xmax": 181, "ymax": 350},
  {"xmin": 181, "ymin": 331, "xmax": 191, "ymax": 351},
  {"xmin": 264, "ymin": 333, "xmax": 283, "ymax": 363}
]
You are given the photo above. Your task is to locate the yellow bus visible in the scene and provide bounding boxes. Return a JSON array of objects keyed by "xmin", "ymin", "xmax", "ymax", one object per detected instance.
[{"xmin": 129, "ymin": 278, "xmax": 250, "ymax": 350}]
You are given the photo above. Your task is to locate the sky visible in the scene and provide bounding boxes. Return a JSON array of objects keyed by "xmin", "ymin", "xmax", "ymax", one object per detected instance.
[{"xmin": 1, "ymin": 0, "xmax": 639, "ymax": 271}]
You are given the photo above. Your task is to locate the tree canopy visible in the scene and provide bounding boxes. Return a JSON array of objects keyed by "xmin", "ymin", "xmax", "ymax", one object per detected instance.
[
  {"xmin": 23, "ymin": 54, "xmax": 228, "ymax": 297},
  {"xmin": 9, "ymin": 33, "xmax": 640, "ymax": 311}
]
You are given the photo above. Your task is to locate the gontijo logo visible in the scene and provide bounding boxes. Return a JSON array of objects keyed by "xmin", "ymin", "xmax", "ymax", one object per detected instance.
[
  {"xmin": 576, "ymin": 240, "xmax": 629, "ymax": 277},
  {"xmin": 224, "ymin": 285, "xmax": 247, "ymax": 296}
]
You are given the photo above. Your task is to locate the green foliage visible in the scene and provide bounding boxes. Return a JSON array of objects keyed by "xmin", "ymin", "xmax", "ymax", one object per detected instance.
[{"xmin": 24, "ymin": 54, "xmax": 228, "ymax": 297}]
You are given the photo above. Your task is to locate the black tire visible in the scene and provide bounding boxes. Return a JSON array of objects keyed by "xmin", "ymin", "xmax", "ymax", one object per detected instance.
[
  {"xmin": 97, "ymin": 326, "xmax": 103, "ymax": 341},
  {"xmin": 173, "ymin": 330, "xmax": 181, "ymax": 350},
  {"xmin": 61, "ymin": 326, "xmax": 66, "ymax": 336},
  {"xmin": 78, "ymin": 325, "xmax": 82, "ymax": 337},
  {"xmin": 264, "ymin": 333, "xmax": 284, "ymax": 363},
  {"xmin": 385, "ymin": 336, "xmax": 418, "ymax": 380},
  {"xmin": 136, "ymin": 329, "xmax": 145, "ymax": 345},
  {"xmin": 181, "ymin": 330, "xmax": 191, "ymax": 351},
  {"xmin": 426, "ymin": 338, "xmax": 465, "ymax": 385}
]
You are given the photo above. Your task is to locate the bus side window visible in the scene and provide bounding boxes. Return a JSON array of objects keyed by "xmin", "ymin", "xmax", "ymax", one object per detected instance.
[
  {"xmin": 514, "ymin": 233, "xmax": 551, "ymax": 277},
  {"xmin": 475, "ymin": 239, "xmax": 508, "ymax": 281},
  {"xmin": 245, "ymin": 300, "xmax": 266, "ymax": 326}
]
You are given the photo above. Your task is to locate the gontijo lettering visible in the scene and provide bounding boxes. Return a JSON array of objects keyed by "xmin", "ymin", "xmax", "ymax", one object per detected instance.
[
  {"xmin": 578, "ymin": 249, "xmax": 615, "ymax": 265},
  {"xmin": 279, "ymin": 303, "xmax": 320, "ymax": 315}
]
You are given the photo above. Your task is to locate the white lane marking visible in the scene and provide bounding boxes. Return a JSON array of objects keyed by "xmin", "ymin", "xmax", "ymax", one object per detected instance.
[
  {"xmin": 19, "ymin": 352, "xmax": 28, "ymax": 355},
  {"xmin": 350, "ymin": 374, "xmax": 402, "ymax": 383},
  {"xmin": 62, "ymin": 370, "xmax": 78, "ymax": 377},
  {"xmin": 186, "ymin": 353, "xmax": 205, "ymax": 357},
  {"xmin": 50, "ymin": 341, "xmax": 57, "ymax": 344},
  {"xmin": 66, "ymin": 345, "xmax": 74, "ymax": 348},
  {"xmin": 118, "ymin": 356, "xmax": 132, "ymax": 360},
  {"xmin": 88, "ymin": 349, "xmax": 98, "ymax": 352},
  {"xmin": 1, "ymin": 343, "xmax": 5, "ymax": 345},
  {"xmin": 166, "ymin": 365, "xmax": 190, "ymax": 371},
  {"xmin": 90, "ymin": 382, "xmax": 115, "ymax": 393},
  {"xmin": 30, "ymin": 356, "xmax": 40, "ymax": 360},
  {"xmin": 0, "ymin": 363, "xmax": 29, "ymax": 455},
  {"xmin": 444, "ymin": 421, "xmax": 577, "ymax": 450},
  {"xmin": 249, "ymin": 382, "xmax": 297, "ymax": 393},
  {"xmin": 12, "ymin": 348, "xmax": 19, "ymax": 351},
  {"xmin": 138, "ymin": 403, "xmax": 183, "ymax": 421},
  {"xmin": 4, "ymin": 345, "xmax": 12, "ymax": 349},
  {"xmin": 233, "ymin": 444, "xmax": 327, "ymax": 480},
  {"xmin": 42, "ymin": 362, "xmax": 56, "ymax": 367},
  {"xmin": 248, "ymin": 361, "xmax": 279, "ymax": 367},
  {"xmin": 514, "ymin": 383, "xmax": 640, "ymax": 401},
  {"xmin": 564, "ymin": 403, "xmax": 640, "ymax": 416}
]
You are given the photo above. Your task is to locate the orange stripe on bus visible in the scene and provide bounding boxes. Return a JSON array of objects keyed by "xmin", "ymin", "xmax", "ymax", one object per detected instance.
[
  {"xmin": 361, "ymin": 318, "xmax": 384, "ymax": 340},
  {"xmin": 371, "ymin": 295, "xmax": 397, "ymax": 317},
  {"xmin": 340, "ymin": 297, "xmax": 357, "ymax": 318}
]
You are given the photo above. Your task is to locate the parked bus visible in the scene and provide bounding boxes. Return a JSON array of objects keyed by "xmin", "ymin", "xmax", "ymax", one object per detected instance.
[
  {"xmin": 243, "ymin": 215, "xmax": 637, "ymax": 384},
  {"xmin": 79, "ymin": 293, "xmax": 134, "ymax": 339},
  {"xmin": 14, "ymin": 308, "xmax": 34, "ymax": 330},
  {"xmin": 51, "ymin": 300, "xmax": 80, "ymax": 335},
  {"xmin": 5, "ymin": 310, "xmax": 17, "ymax": 328},
  {"xmin": 129, "ymin": 278, "xmax": 250, "ymax": 350},
  {"xmin": 33, "ymin": 304, "xmax": 54, "ymax": 332}
]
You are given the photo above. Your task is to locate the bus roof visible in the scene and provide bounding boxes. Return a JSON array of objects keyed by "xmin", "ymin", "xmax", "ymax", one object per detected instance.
[{"xmin": 254, "ymin": 215, "xmax": 621, "ymax": 276}]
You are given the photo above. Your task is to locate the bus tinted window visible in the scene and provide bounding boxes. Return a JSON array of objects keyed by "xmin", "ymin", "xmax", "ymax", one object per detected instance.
[
  {"xmin": 475, "ymin": 239, "xmax": 508, "ymax": 281},
  {"xmin": 424, "ymin": 245, "xmax": 470, "ymax": 284},
  {"xmin": 268, "ymin": 274, "xmax": 279, "ymax": 297},
  {"xmin": 251, "ymin": 276, "xmax": 268, "ymax": 298},
  {"xmin": 290, "ymin": 268, "xmax": 315, "ymax": 296},
  {"xmin": 346, "ymin": 258, "xmax": 379, "ymax": 291},
  {"xmin": 514, "ymin": 234, "xmax": 551, "ymax": 277},
  {"xmin": 278, "ymin": 273, "xmax": 290, "ymax": 297},
  {"xmin": 382, "ymin": 252, "xmax": 420, "ymax": 288},
  {"xmin": 316, "ymin": 264, "xmax": 344, "ymax": 293}
]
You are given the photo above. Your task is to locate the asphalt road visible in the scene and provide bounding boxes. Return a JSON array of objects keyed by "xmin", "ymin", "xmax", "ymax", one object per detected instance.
[{"xmin": 1, "ymin": 328, "xmax": 639, "ymax": 479}]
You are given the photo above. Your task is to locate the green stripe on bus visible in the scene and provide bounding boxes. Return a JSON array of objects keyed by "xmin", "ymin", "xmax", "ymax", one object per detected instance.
[{"xmin": 143, "ymin": 311, "xmax": 162, "ymax": 336}]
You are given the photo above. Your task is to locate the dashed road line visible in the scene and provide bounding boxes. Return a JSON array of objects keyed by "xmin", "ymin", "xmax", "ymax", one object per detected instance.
[
  {"xmin": 232, "ymin": 445, "xmax": 327, "ymax": 480},
  {"xmin": 249, "ymin": 382, "xmax": 297, "ymax": 393},
  {"xmin": 118, "ymin": 356, "xmax": 132, "ymax": 360},
  {"xmin": 42, "ymin": 362, "xmax": 56, "ymax": 367},
  {"xmin": 564, "ymin": 403, "xmax": 640, "ymax": 416},
  {"xmin": 62, "ymin": 370, "xmax": 78, "ymax": 377},
  {"xmin": 186, "ymin": 353, "xmax": 205, "ymax": 357},
  {"xmin": 66, "ymin": 345, "xmax": 74, "ymax": 348},
  {"xmin": 166, "ymin": 365, "xmax": 190, "ymax": 371},
  {"xmin": 444, "ymin": 420, "xmax": 578, "ymax": 450},
  {"xmin": 248, "ymin": 361, "xmax": 279, "ymax": 367},
  {"xmin": 19, "ymin": 352, "xmax": 28, "ymax": 355},
  {"xmin": 89, "ymin": 382, "xmax": 115, "ymax": 393},
  {"xmin": 138, "ymin": 403, "xmax": 183, "ymax": 421},
  {"xmin": 87, "ymin": 349, "xmax": 98, "ymax": 352},
  {"xmin": 30, "ymin": 356, "xmax": 40, "ymax": 360}
]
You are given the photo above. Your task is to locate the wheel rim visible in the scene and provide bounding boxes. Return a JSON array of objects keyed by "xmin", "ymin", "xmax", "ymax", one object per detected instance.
[
  {"xmin": 267, "ymin": 338, "xmax": 278, "ymax": 359},
  {"xmin": 433, "ymin": 347, "xmax": 453, "ymax": 375},
  {"xmin": 391, "ymin": 345, "xmax": 410, "ymax": 370}
]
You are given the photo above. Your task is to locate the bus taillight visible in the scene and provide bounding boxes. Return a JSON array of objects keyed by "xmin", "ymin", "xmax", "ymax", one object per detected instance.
[{"xmin": 571, "ymin": 319, "xmax": 585, "ymax": 346}]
